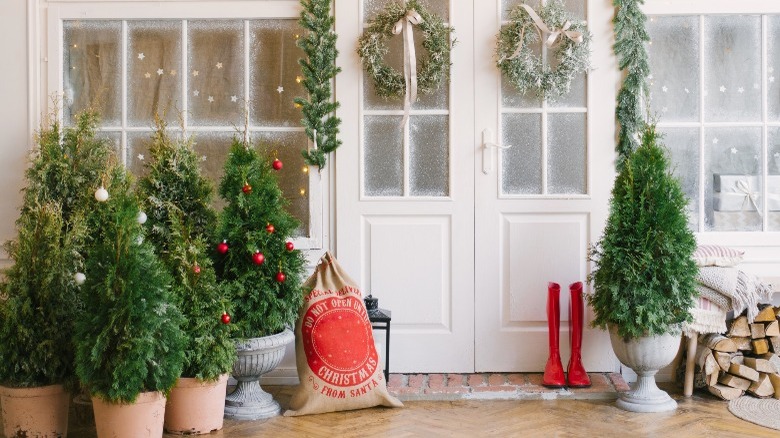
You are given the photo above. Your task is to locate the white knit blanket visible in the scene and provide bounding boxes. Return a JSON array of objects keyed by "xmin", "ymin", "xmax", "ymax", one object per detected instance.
[{"xmin": 696, "ymin": 267, "xmax": 774, "ymax": 323}]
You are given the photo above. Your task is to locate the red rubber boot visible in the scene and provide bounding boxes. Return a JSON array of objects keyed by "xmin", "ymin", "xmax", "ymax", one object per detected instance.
[
  {"xmin": 567, "ymin": 281, "xmax": 591, "ymax": 387},
  {"xmin": 542, "ymin": 282, "xmax": 566, "ymax": 388}
]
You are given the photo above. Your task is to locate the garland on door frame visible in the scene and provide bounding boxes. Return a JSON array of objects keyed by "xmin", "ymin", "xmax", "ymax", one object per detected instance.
[
  {"xmin": 613, "ymin": 0, "xmax": 650, "ymax": 169},
  {"xmin": 357, "ymin": 0, "xmax": 455, "ymax": 122},
  {"xmin": 496, "ymin": 0, "xmax": 591, "ymax": 101},
  {"xmin": 296, "ymin": 0, "xmax": 342, "ymax": 170}
]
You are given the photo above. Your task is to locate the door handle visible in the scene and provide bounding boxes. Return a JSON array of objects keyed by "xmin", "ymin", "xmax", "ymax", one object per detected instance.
[{"xmin": 482, "ymin": 129, "xmax": 511, "ymax": 174}]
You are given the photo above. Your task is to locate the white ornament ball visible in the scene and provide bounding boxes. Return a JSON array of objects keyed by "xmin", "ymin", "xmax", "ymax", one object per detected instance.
[
  {"xmin": 137, "ymin": 211, "xmax": 148, "ymax": 225},
  {"xmin": 74, "ymin": 272, "xmax": 86, "ymax": 285},
  {"xmin": 94, "ymin": 187, "xmax": 109, "ymax": 202}
]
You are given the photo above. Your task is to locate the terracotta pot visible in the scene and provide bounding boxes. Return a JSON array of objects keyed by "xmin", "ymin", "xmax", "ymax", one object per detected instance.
[
  {"xmin": 164, "ymin": 374, "xmax": 228, "ymax": 434},
  {"xmin": 92, "ymin": 391, "xmax": 165, "ymax": 438},
  {"xmin": 0, "ymin": 384, "xmax": 69, "ymax": 438}
]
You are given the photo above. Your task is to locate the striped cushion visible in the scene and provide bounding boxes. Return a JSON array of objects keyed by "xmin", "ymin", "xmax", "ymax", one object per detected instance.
[{"xmin": 693, "ymin": 245, "xmax": 744, "ymax": 267}]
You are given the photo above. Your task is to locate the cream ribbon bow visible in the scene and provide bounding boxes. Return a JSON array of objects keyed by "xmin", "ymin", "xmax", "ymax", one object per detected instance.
[
  {"xmin": 508, "ymin": 4, "xmax": 583, "ymax": 60},
  {"xmin": 735, "ymin": 179, "xmax": 762, "ymax": 215},
  {"xmin": 392, "ymin": 9, "xmax": 424, "ymax": 128}
]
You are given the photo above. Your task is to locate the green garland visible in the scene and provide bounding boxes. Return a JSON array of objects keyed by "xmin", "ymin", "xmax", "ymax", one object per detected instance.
[
  {"xmin": 613, "ymin": 0, "xmax": 650, "ymax": 168},
  {"xmin": 357, "ymin": 0, "xmax": 454, "ymax": 99},
  {"xmin": 295, "ymin": 0, "xmax": 342, "ymax": 170},
  {"xmin": 496, "ymin": 0, "xmax": 591, "ymax": 101}
]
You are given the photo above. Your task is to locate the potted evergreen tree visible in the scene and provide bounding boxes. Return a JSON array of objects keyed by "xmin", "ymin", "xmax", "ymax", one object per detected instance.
[
  {"xmin": 588, "ymin": 124, "xmax": 698, "ymax": 413},
  {"xmin": 75, "ymin": 164, "xmax": 186, "ymax": 437},
  {"xmin": 213, "ymin": 136, "xmax": 306, "ymax": 420},
  {"xmin": 0, "ymin": 108, "xmax": 112, "ymax": 437},
  {"xmin": 138, "ymin": 118, "xmax": 236, "ymax": 435}
]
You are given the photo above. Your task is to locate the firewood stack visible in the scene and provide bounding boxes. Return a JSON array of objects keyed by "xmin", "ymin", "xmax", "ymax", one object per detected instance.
[{"xmin": 688, "ymin": 304, "xmax": 780, "ymax": 400}]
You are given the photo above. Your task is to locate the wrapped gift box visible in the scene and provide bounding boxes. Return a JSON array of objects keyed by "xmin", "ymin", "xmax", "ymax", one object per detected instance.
[{"xmin": 712, "ymin": 174, "xmax": 780, "ymax": 212}]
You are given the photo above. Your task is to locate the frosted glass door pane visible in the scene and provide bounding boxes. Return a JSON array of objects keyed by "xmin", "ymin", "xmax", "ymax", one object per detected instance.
[
  {"xmin": 410, "ymin": 115, "xmax": 449, "ymax": 196},
  {"xmin": 704, "ymin": 16, "xmax": 762, "ymax": 123},
  {"xmin": 547, "ymin": 113, "xmax": 585, "ymax": 194},
  {"xmin": 255, "ymin": 131, "xmax": 311, "ymax": 237},
  {"xmin": 768, "ymin": 17, "xmax": 780, "ymax": 121},
  {"xmin": 364, "ymin": 0, "xmax": 449, "ymax": 22},
  {"xmin": 704, "ymin": 127, "xmax": 762, "ymax": 232},
  {"xmin": 364, "ymin": 116, "xmax": 404, "ymax": 196},
  {"xmin": 188, "ymin": 21, "xmax": 244, "ymax": 126},
  {"xmin": 127, "ymin": 21, "xmax": 182, "ymax": 126},
  {"xmin": 250, "ymin": 20, "xmax": 306, "ymax": 127},
  {"xmin": 502, "ymin": 114, "xmax": 542, "ymax": 194},
  {"xmin": 63, "ymin": 21, "xmax": 122, "ymax": 126},
  {"xmin": 96, "ymin": 131, "xmax": 122, "ymax": 157},
  {"xmin": 648, "ymin": 16, "xmax": 700, "ymax": 122},
  {"xmin": 658, "ymin": 127, "xmax": 700, "ymax": 231},
  {"xmin": 769, "ymin": 128, "xmax": 780, "ymax": 231},
  {"xmin": 502, "ymin": 0, "xmax": 540, "ymax": 21}
]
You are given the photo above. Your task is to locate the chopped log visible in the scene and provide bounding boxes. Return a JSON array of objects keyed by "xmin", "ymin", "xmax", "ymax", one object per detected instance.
[
  {"xmin": 744, "ymin": 357, "xmax": 778, "ymax": 373},
  {"xmin": 730, "ymin": 352, "xmax": 744, "ymax": 365},
  {"xmin": 695, "ymin": 347, "xmax": 718, "ymax": 377},
  {"xmin": 708, "ymin": 384, "xmax": 744, "ymax": 401},
  {"xmin": 706, "ymin": 370, "xmax": 720, "ymax": 387},
  {"xmin": 714, "ymin": 351, "xmax": 733, "ymax": 372},
  {"xmin": 765, "ymin": 320, "xmax": 780, "ymax": 337},
  {"xmin": 755, "ymin": 305, "xmax": 776, "ymax": 322},
  {"xmin": 759, "ymin": 353, "xmax": 780, "ymax": 373},
  {"xmin": 767, "ymin": 373, "xmax": 780, "ymax": 399},
  {"xmin": 751, "ymin": 323, "xmax": 767, "ymax": 339},
  {"xmin": 749, "ymin": 373, "xmax": 775, "ymax": 398},
  {"xmin": 729, "ymin": 363, "xmax": 760, "ymax": 382},
  {"xmin": 731, "ymin": 336, "xmax": 753, "ymax": 351},
  {"xmin": 753, "ymin": 339, "xmax": 770, "ymax": 355},
  {"xmin": 769, "ymin": 336, "xmax": 780, "ymax": 353},
  {"xmin": 719, "ymin": 373, "xmax": 751, "ymax": 390},
  {"xmin": 700, "ymin": 334, "xmax": 738, "ymax": 353},
  {"xmin": 728, "ymin": 315, "xmax": 751, "ymax": 337}
]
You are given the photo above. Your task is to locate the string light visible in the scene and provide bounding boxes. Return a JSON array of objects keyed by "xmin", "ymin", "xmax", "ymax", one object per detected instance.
[
  {"xmin": 299, "ymin": 188, "xmax": 306, "ymax": 196},
  {"xmin": 302, "ymin": 166, "xmax": 309, "ymax": 174},
  {"xmin": 295, "ymin": 76, "xmax": 302, "ymax": 84}
]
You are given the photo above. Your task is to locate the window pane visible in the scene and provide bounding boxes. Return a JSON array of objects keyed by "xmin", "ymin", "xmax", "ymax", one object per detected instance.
[
  {"xmin": 547, "ymin": 113, "xmax": 585, "ymax": 194},
  {"xmin": 502, "ymin": 0, "xmax": 540, "ymax": 21},
  {"xmin": 768, "ymin": 127, "xmax": 780, "ymax": 231},
  {"xmin": 648, "ymin": 16, "xmax": 700, "ymax": 122},
  {"xmin": 768, "ymin": 16, "xmax": 780, "ymax": 121},
  {"xmin": 704, "ymin": 16, "xmax": 762, "ymax": 123},
  {"xmin": 659, "ymin": 127, "xmax": 700, "ymax": 232},
  {"xmin": 410, "ymin": 115, "xmax": 449, "ymax": 196},
  {"xmin": 250, "ymin": 20, "xmax": 306, "ymax": 127},
  {"xmin": 502, "ymin": 113, "xmax": 542, "ymax": 194},
  {"xmin": 364, "ymin": 116, "xmax": 404, "ymax": 196},
  {"xmin": 127, "ymin": 21, "xmax": 182, "ymax": 126},
  {"xmin": 96, "ymin": 131, "xmax": 122, "ymax": 158},
  {"xmin": 705, "ymin": 127, "xmax": 763, "ymax": 232},
  {"xmin": 126, "ymin": 131, "xmax": 154, "ymax": 179},
  {"xmin": 188, "ymin": 20, "xmax": 244, "ymax": 126},
  {"xmin": 548, "ymin": 0, "xmax": 585, "ymax": 109},
  {"xmin": 63, "ymin": 21, "xmax": 122, "ymax": 127}
]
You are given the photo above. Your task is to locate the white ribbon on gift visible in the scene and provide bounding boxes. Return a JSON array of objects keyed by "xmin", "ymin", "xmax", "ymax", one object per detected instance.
[
  {"xmin": 734, "ymin": 179, "xmax": 762, "ymax": 215},
  {"xmin": 507, "ymin": 4, "xmax": 584, "ymax": 60},
  {"xmin": 392, "ymin": 9, "xmax": 423, "ymax": 129}
]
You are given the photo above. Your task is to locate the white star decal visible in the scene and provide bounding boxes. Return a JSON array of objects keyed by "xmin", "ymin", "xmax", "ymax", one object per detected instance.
[
  {"xmin": 661, "ymin": 86, "xmax": 668, "ymax": 93},
  {"xmin": 771, "ymin": 77, "xmax": 776, "ymax": 83},
  {"xmin": 738, "ymin": 87, "xmax": 744, "ymax": 93},
  {"xmin": 713, "ymin": 138, "xmax": 719, "ymax": 144},
  {"xmin": 201, "ymin": 155, "xmax": 207, "ymax": 162},
  {"xmin": 216, "ymin": 62, "xmax": 223, "ymax": 69},
  {"xmin": 731, "ymin": 147, "xmax": 737, "ymax": 154},
  {"xmin": 193, "ymin": 90, "xmax": 200, "ymax": 97},
  {"xmin": 231, "ymin": 95, "xmax": 238, "ymax": 102},
  {"xmin": 144, "ymin": 72, "xmax": 151, "ymax": 79},
  {"xmin": 277, "ymin": 86, "xmax": 284, "ymax": 94},
  {"xmin": 208, "ymin": 96, "xmax": 214, "ymax": 103},
  {"xmin": 137, "ymin": 154, "xmax": 144, "ymax": 161},
  {"xmin": 192, "ymin": 70, "xmax": 199, "ymax": 77},
  {"xmin": 648, "ymin": 74, "xmax": 654, "ymax": 80},
  {"xmin": 157, "ymin": 68, "xmax": 164, "ymax": 76},
  {"xmin": 719, "ymin": 85, "xmax": 726, "ymax": 92},
  {"xmin": 137, "ymin": 53, "xmax": 145, "ymax": 60},
  {"xmin": 169, "ymin": 70, "xmax": 176, "ymax": 76},
  {"xmin": 684, "ymin": 88, "xmax": 690, "ymax": 94}
]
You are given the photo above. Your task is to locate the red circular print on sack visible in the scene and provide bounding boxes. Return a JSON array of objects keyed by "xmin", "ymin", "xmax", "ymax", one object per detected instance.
[{"xmin": 303, "ymin": 295, "xmax": 377, "ymax": 388}]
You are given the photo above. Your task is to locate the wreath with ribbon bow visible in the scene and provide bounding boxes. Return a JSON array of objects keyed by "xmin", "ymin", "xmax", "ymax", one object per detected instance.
[
  {"xmin": 357, "ymin": 0, "xmax": 454, "ymax": 126},
  {"xmin": 496, "ymin": 0, "xmax": 591, "ymax": 101}
]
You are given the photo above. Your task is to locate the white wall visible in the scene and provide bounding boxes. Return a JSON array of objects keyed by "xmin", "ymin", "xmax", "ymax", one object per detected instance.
[{"xmin": 0, "ymin": 1, "xmax": 29, "ymax": 271}]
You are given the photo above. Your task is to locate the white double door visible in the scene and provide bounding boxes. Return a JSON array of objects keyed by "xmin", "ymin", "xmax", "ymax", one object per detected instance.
[{"xmin": 336, "ymin": 0, "xmax": 618, "ymax": 372}]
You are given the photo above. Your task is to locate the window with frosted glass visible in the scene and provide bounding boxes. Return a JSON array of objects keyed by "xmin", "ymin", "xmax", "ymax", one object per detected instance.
[
  {"xmin": 499, "ymin": 0, "xmax": 587, "ymax": 196},
  {"xmin": 62, "ymin": 19, "xmax": 313, "ymax": 238},
  {"xmin": 649, "ymin": 15, "xmax": 780, "ymax": 232},
  {"xmin": 361, "ymin": 0, "xmax": 451, "ymax": 197}
]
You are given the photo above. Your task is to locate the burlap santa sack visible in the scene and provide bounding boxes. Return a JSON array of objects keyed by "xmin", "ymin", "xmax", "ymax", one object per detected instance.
[{"xmin": 284, "ymin": 252, "xmax": 403, "ymax": 416}]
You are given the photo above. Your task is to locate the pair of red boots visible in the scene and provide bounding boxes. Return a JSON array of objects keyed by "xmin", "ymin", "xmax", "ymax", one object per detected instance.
[{"xmin": 542, "ymin": 282, "xmax": 591, "ymax": 388}]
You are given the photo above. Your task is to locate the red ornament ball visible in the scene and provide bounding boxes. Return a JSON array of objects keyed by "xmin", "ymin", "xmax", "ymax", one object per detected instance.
[
  {"xmin": 275, "ymin": 271, "xmax": 286, "ymax": 283},
  {"xmin": 221, "ymin": 312, "xmax": 231, "ymax": 324},
  {"xmin": 272, "ymin": 158, "xmax": 283, "ymax": 171},
  {"xmin": 285, "ymin": 241, "xmax": 294, "ymax": 251},
  {"xmin": 242, "ymin": 183, "xmax": 252, "ymax": 194},
  {"xmin": 252, "ymin": 252, "xmax": 265, "ymax": 265},
  {"xmin": 193, "ymin": 265, "xmax": 201, "ymax": 275},
  {"xmin": 266, "ymin": 224, "xmax": 275, "ymax": 234},
  {"xmin": 217, "ymin": 241, "xmax": 229, "ymax": 254}
]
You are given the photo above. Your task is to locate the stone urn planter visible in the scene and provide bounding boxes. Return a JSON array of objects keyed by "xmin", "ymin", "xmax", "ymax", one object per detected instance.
[
  {"xmin": 164, "ymin": 374, "xmax": 229, "ymax": 434},
  {"xmin": 225, "ymin": 328, "xmax": 294, "ymax": 420},
  {"xmin": 92, "ymin": 391, "xmax": 166, "ymax": 437},
  {"xmin": 0, "ymin": 384, "xmax": 69, "ymax": 438},
  {"xmin": 609, "ymin": 326, "xmax": 680, "ymax": 413}
]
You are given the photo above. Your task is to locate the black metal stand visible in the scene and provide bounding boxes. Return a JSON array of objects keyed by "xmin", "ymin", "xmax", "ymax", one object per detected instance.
[{"xmin": 368, "ymin": 308, "xmax": 391, "ymax": 382}]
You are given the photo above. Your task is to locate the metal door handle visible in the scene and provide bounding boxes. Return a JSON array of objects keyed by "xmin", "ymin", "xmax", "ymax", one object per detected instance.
[{"xmin": 482, "ymin": 129, "xmax": 511, "ymax": 174}]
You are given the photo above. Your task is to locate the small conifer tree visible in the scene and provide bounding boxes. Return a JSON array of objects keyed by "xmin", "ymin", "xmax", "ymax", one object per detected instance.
[
  {"xmin": 138, "ymin": 117, "xmax": 235, "ymax": 381},
  {"xmin": 75, "ymin": 165, "xmax": 185, "ymax": 403},
  {"xmin": 213, "ymin": 137, "xmax": 306, "ymax": 339}
]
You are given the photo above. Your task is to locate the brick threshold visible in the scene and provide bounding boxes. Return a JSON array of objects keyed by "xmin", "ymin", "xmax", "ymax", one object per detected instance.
[{"xmin": 387, "ymin": 373, "xmax": 629, "ymax": 402}]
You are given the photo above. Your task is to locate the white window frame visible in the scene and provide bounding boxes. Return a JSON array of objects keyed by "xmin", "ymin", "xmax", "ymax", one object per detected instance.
[
  {"xmin": 34, "ymin": 0, "xmax": 328, "ymax": 251},
  {"xmin": 644, "ymin": 0, "xmax": 780, "ymax": 280}
]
